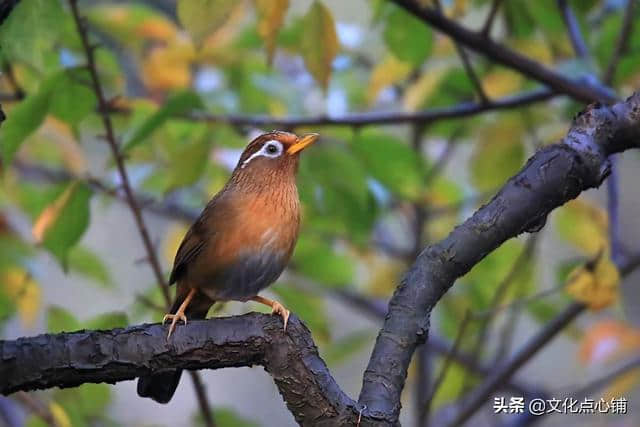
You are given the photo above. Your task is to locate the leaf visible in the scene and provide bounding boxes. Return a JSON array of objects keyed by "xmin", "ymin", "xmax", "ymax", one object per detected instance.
[
  {"xmin": 164, "ymin": 127, "xmax": 212, "ymax": 191},
  {"xmin": 123, "ymin": 90, "xmax": 203, "ymax": 151},
  {"xmin": 47, "ymin": 306, "xmax": 81, "ymax": 333},
  {"xmin": 0, "ymin": 0, "xmax": 65, "ymax": 69},
  {"xmin": 48, "ymin": 70, "xmax": 97, "ymax": 125},
  {"xmin": 367, "ymin": 54, "xmax": 411, "ymax": 105},
  {"xmin": 85, "ymin": 312, "xmax": 128, "ymax": 330},
  {"xmin": 292, "ymin": 235, "xmax": 354, "ymax": 286},
  {"xmin": 255, "ymin": 0, "xmax": 289, "ymax": 63},
  {"xmin": 141, "ymin": 38, "xmax": 196, "ymax": 91},
  {"xmin": 554, "ymin": 199, "xmax": 608, "ymax": 256},
  {"xmin": 383, "ymin": 5, "xmax": 433, "ymax": 66},
  {"xmin": 177, "ymin": 0, "xmax": 237, "ymax": 45},
  {"xmin": 351, "ymin": 131, "xmax": 424, "ymax": 200},
  {"xmin": 1, "ymin": 77, "xmax": 53, "ymax": 165},
  {"xmin": 299, "ymin": 1, "xmax": 339, "ymax": 90},
  {"xmin": 403, "ymin": 65, "xmax": 448, "ymax": 111},
  {"xmin": 66, "ymin": 246, "xmax": 113, "ymax": 288},
  {"xmin": 566, "ymin": 252, "xmax": 620, "ymax": 311},
  {"xmin": 32, "ymin": 182, "xmax": 92, "ymax": 267},
  {"xmin": 481, "ymin": 69, "xmax": 524, "ymax": 98},
  {"xmin": 471, "ymin": 114, "xmax": 525, "ymax": 191},
  {"xmin": 49, "ymin": 402, "xmax": 72, "ymax": 427},
  {"xmin": 2, "ymin": 267, "xmax": 41, "ymax": 328}
]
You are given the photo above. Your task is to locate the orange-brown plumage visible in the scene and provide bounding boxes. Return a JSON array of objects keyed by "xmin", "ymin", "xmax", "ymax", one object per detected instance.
[{"xmin": 137, "ymin": 130, "xmax": 318, "ymax": 404}]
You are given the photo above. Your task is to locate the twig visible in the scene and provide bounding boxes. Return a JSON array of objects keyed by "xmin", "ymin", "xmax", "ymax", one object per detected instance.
[
  {"xmin": 421, "ymin": 310, "xmax": 472, "ymax": 422},
  {"xmin": 480, "ymin": 0, "xmax": 502, "ymax": 38},
  {"xmin": 557, "ymin": 0, "xmax": 591, "ymax": 62},
  {"xmin": 454, "ymin": 44, "xmax": 489, "ymax": 104},
  {"xmin": 603, "ymin": 0, "xmax": 635, "ymax": 85},
  {"xmin": 390, "ymin": 0, "xmax": 616, "ymax": 103},
  {"xmin": 67, "ymin": 2, "xmax": 216, "ymax": 425},
  {"xmin": 13, "ymin": 392, "xmax": 56, "ymax": 427},
  {"xmin": 461, "ymin": 237, "xmax": 537, "ymax": 393},
  {"xmin": 105, "ymin": 87, "xmax": 557, "ymax": 127},
  {"xmin": 607, "ymin": 157, "xmax": 622, "ymax": 264},
  {"xmin": 448, "ymin": 251, "xmax": 640, "ymax": 426}
]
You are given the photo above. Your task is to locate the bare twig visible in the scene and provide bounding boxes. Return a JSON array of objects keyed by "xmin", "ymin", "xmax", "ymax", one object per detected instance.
[
  {"xmin": 67, "ymin": 2, "xmax": 215, "ymax": 425},
  {"xmin": 557, "ymin": 0, "xmax": 591, "ymax": 62},
  {"xmin": 480, "ymin": 0, "xmax": 502, "ymax": 38},
  {"xmin": 603, "ymin": 0, "xmax": 635, "ymax": 85},
  {"xmin": 13, "ymin": 392, "xmax": 56, "ymax": 427},
  {"xmin": 454, "ymin": 44, "xmax": 489, "ymax": 104}
]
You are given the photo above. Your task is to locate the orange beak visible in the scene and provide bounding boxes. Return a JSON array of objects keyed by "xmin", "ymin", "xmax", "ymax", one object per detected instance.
[{"xmin": 287, "ymin": 133, "xmax": 319, "ymax": 155}]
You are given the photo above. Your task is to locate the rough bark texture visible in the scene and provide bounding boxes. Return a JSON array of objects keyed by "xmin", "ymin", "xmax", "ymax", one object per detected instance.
[
  {"xmin": 357, "ymin": 94, "xmax": 640, "ymax": 420},
  {"xmin": 2, "ymin": 94, "xmax": 640, "ymax": 425}
]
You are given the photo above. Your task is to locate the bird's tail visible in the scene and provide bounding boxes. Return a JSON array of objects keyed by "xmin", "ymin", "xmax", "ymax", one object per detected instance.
[{"xmin": 137, "ymin": 292, "xmax": 212, "ymax": 403}]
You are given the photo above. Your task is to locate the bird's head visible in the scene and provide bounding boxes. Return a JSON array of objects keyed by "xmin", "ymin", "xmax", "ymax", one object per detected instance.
[{"xmin": 230, "ymin": 131, "xmax": 319, "ymax": 187}]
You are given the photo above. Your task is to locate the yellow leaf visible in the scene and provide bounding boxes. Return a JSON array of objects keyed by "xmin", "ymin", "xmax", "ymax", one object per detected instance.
[
  {"xmin": 367, "ymin": 55, "xmax": 411, "ymax": 105},
  {"xmin": 164, "ymin": 224, "xmax": 189, "ymax": 265},
  {"xmin": 177, "ymin": 0, "xmax": 237, "ymax": 45},
  {"xmin": 3, "ymin": 268, "xmax": 41, "ymax": 328},
  {"xmin": 481, "ymin": 69, "xmax": 523, "ymax": 98},
  {"xmin": 41, "ymin": 117, "xmax": 88, "ymax": 175},
  {"xmin": 604, "ymin": 369, "xmax": 640, "ymax": 401},
  {"xmin": 255, "ymin": 0, "xmax": 289, "ymax": 64},
  {"xmin": 135, "ymin": 17, "xmax": 178, "ymax": 41},
  {"xmin": 555, "ymin": 199, "xmax": 608, "ymax": 256},
  {"xmin": 142, "ymin": 38, "xmax": 195, "ymax": 91},
  {"xmin": 32, "ymin": 182, "xmax": 78, "ymax": 244},
  {"xmin": 403, "ymin": 65, "xmax": 448, "ymax": 111},
  {"xmin": 566, "ymin": 253, "xmax": 620, "ymax": 311},
  {"xmin": 511, "ymin": 38, "xmax": 553, "ymax": 66},
  {"xmin": 300, "ymin": 1, "xmax": 339, "ymax": 90},
  {"xmin": 49, "ymin": 402, "xmax": 72, "ymax": 427}
]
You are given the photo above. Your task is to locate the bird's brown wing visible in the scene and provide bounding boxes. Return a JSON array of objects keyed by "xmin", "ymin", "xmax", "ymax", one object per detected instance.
[{"xmin": 168, "ymin": 222, "xmax": 206, "ymax": 285}]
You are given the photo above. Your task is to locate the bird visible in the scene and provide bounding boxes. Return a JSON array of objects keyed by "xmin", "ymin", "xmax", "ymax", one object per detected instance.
[{"xmin": 137, "ymin": 130, "xmax": 318, "ymax": 404}]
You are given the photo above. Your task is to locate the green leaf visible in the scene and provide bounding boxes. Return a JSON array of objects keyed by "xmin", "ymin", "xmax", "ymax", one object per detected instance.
[
  {"xmin": 1, "ymin": 78, "xmax": 53, "ymax": 165},
  {"xmin": 85, "ymin": 312, "xmax": 128, "ymax": 330},
  {"xmin": 255, "ymin": 0, "xmax": 290, "ymax": 63},
  {"xmin": 177, "ymin": 0, "xmax": 237, "ymax": 44},
  {"xmin": 0, "ymin": 0, "xmax": 65, "ymax": 69},
  {"xmin": 35, "ymin": 182, "xmax": 93, "ymax": 267},
  {"xmin": 164, "ymin": 126, "xmax": 212, "ymax": 191},
  {"xmin": 470, "ymin": 115, "xmax": 525, "ymax": 191},
  {"xmin": 66, "ymin": 246, "xmax": 113, "ymax": 288},
  {"xmin": 123, "ymin": 90, "xmax": 204, "ymax": 152},
  {"xmin": 351, "ymin": 131, "xmax": 425, "ymax": 200},
  {"xmin": 47, "ymin": 305, "xmax": 81, "ymax": 333},
  {"xmin": 300, "ymin": 1, "xmax": 339, "ymax": 90},
  {"xmin": 292, "ymin": 235, "xmax": 354, "ymax": 286},
  {"xmin": 49, "ymin": 70, "xmax": 97, "ymax": 125},
  {"xmin": 383, "ymin": 5, "xmax": 433, "ymax": 66}
]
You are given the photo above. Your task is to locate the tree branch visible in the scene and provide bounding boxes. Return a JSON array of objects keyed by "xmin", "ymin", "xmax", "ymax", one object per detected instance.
[
  {"xmin": 357, "ymin": 92, "xmax": 640, "ymax": 421},
  {"xmin": 0, "ymin": 314, "xmax": 361, "ymax": 426},
  {"xmin": 390, "ymin": 0, "xmax": 616, "ymax": 104}
]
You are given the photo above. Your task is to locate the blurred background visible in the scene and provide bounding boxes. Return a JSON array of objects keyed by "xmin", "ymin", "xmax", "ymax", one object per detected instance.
[{"xmin": 1, "ymin": 0, "xmax": 640, "ymax": 426}]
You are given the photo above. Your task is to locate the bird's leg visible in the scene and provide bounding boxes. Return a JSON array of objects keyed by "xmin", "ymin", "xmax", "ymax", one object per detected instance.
[
  {"xmin": 162, "ymin": 288, "xmax": 196, "ymax": 339},
  {"xmin": 251, "ymin": 295, "xmax": 290, "ymax": 331}
]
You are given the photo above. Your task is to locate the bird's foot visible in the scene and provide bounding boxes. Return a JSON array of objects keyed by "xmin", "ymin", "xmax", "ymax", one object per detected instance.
[
  {"xmin": 162, "ymin": 312, "xmax": 187, "ymax": 339},
  {"xmin": 251, "ymin": 295, "xmax": 290, "ymax": 331},
  {"xmin": 270, "ymin": 301, "xmax": 290, "ymax": 331}
]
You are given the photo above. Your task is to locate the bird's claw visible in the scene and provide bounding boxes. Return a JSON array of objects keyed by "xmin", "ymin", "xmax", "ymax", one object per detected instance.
[
  {"xmin": 271, "ymin": 301, "xmax": 290, "ymax": 331},
  {"xmin": 162, "ymin": 312, "xmax": 187, "ymax": 339}
]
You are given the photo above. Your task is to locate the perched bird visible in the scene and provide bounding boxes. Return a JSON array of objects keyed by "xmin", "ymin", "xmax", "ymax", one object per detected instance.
[{"xmin": 137, "ymin": 131, "xmax": 318, "ymax": 404}]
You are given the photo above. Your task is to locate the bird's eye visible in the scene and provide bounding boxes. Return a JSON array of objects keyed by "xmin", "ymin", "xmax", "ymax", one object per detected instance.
[{"xmin": 266, "ymin": 143, "xmax": 278, "ymax": 154}]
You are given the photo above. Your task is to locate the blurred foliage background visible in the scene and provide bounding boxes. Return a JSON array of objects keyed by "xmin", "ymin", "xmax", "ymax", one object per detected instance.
[{"xmin": 1, "ymin": 0, "xmax": 640, "ymax": 426}]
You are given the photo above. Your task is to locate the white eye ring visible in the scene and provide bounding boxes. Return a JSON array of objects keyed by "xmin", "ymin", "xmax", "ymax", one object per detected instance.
[{"xmin": 241, "ymin": 140, "xmax": 283, "ymax": 168}]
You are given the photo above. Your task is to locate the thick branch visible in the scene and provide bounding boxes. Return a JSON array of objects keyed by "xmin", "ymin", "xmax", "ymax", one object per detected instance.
[
  {"xmin": 1, "ymin": 314, "xmax": 362, "ymax": 426},
  {"xmin": 358, "ymin": 93, "xmax": 640, "ymax": 420}
]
